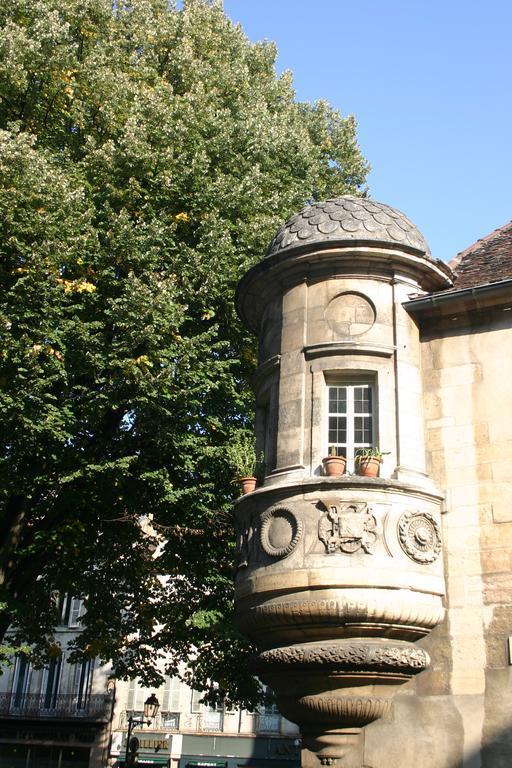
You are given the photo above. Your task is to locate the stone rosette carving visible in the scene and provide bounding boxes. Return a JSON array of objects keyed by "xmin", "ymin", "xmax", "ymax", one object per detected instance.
[
  {"xmin": 318, "ymin": 501, "xmax": 377, "ymax": 555},
  {"xmin": 256, "ymin": 643, "xmax": 430, "ymax": 672},
  {"xmin": 398, "ymin": 509, "xmax": 442, "ymax": 564},
  {"xmin": 260, "ymin": 507, "xmax": 304, "ymax": 558}
]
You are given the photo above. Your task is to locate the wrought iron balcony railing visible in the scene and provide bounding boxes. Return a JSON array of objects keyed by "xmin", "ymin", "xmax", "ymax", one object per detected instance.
[
  {"xmin": 119, "ymin": 710, "xmax": 180, "ymax": 731},
  {"xmin": 197, "ymin": 711, "xmax": 224, "ymax": 732},
  {"xmin": 0, "ymin": 692, "xmax": 112, "ymax": 720},
  {"xmin": 253, "ymin": 713, "xmax": 281, "ymax": 733}
]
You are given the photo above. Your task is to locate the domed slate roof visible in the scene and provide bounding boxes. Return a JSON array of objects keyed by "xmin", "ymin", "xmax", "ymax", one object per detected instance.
[{"xmin": 266, "ymin": 196, "xmax": 431, "ymax": 259}]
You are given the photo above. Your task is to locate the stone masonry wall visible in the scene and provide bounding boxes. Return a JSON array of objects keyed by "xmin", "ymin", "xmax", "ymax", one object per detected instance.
[{"xmin": 360, "ymin": 314, "xmax": 512, "ymax": 768}]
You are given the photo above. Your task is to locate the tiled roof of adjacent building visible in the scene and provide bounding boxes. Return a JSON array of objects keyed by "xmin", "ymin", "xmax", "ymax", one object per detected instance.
[
  {"xmin": 266, "ymin": 196, "xmax": 432, "ymax": 259},
  {"xmin": 449, "ymin": 221, "xmax": 512, "ymax": 289}
]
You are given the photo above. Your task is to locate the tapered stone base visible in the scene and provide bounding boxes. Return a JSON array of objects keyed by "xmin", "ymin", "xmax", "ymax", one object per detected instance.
[
  {"xmin": 301, "ymin": 728, "xmax": 362, "ymax": 768},
  {"xmin": 254, "ymin": 639, "xmax": 430, "ymax": 767}
]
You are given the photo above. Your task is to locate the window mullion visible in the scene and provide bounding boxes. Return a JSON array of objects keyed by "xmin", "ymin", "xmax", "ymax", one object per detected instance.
[{"xmin": 347, "ymin": 387, "xmax": 355, "ymax": 467}]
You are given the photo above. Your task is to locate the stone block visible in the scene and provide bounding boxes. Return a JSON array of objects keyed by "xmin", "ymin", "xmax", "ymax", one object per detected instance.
[
  {"xmin": 483, "ymin": 573, "xmax": 512, "ymax": 605},
  {"xmin": 279, "ymin": 373, "xmax": 305, "ymax": 402},
  {"xmin": 423, "ymin": 392, "xmax": 443, "ymax": 420},
  {"xmin": 479, "ymin": 521, "xmax": 512, "ymax": 549},
  {"xmin": 283, "ymin": 282, "xmax": 307, "ymax": 314},
  {"xmin": 277, "ymin": 399, "xmax": 303, "ymax": 431},
  {"xmin": 492, "ymin": 490, "xmax": 512, "ymax": 523},
  {"xmin": 483, "ymin": 604, "xmax": 512, "ymax": 668},
  {"xmin": 492, "ymin": 459, "xmax": 512, "ymax": 481},
  {"xmin": 445, "ymin": 526, "xmax": 480, "ymax": 552},
  {"xmin": 480, "ymin": 547, "xmax": 512, "ymax": 575},
  {"xmin": 488, "ymin": 417, "xmax": 512, "ymax": 443},
  {"xmin": 425, "ymin": 362, "xmax": 483, "ymax": 389},
  {"xmin": 281, "ymin": 319, "xmax": 306, "ymax": 353},
  {"xmin": 426, "ymin": 416, "xmax": 456, "ymax": 429},
  {"xmin": 446, "ymin": 575, "xmax": 469, "ymax": 608},
  {"xmin": 427, "ymin": 422, "xmax": 490, "ymax": 453},
  {"xmin": 446, "ymin": 549, "xmax": 482, "ymax": 576}
]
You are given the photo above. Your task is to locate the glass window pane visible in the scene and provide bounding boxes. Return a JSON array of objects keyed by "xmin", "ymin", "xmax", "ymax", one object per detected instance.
[
  {"xmin": 354, "ymin": 386, "xmax": 372, "ymax": 414},
  {"xmin": 354, "ymin": 416, "xmax": 372, "ymax": 444},
  {"xmin": 329, "ymin": 387, "xmax": 346, "ymax": 414},
  {"xmin": 329, "ymin": 416, "xmax": 346, "ymax": 445}
]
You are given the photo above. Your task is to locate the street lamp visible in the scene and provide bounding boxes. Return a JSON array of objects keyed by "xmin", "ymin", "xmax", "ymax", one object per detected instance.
[{"xmin": 125, "ymin": 693, "xmax": 160, "ymax": 766}]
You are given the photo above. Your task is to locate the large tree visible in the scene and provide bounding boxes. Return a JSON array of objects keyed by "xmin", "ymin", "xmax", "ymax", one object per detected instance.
[{"xmin": 0, "ymin": 0, "xmax": 369, "ymax": 705}]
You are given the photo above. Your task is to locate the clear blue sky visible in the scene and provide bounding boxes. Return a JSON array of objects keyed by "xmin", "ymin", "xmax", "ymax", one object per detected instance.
[{"xmin": 223, "ymin": 0, "xmax": 512, "ymax": 264}]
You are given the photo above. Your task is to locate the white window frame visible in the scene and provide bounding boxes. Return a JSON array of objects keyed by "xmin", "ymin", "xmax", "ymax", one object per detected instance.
[{"xmin": 326, "ymin": 379, "xmax": 376, "ymax": 472}]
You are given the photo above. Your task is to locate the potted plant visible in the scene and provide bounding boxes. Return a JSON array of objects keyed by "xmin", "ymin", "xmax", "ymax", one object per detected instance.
[
  {"xmin": 226, "ymin": 434, "xmax": 265, "ymax": 495},
  {"xmin": 322, "ymin": 446, "xmax": 347, "ymax": 477},
  {"xmin": 355, "ymin": 447, "xmax": 389, "ymax": 477}
]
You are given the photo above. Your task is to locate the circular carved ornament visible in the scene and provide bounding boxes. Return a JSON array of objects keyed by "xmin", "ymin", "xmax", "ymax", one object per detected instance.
[
  {"xmin": 398, "ymin": 510, "xmax": 441, "ymax": 564},
  {"xmin": 260, "ymin": 507, "xmax": 303, "ymax": 558},
  {"xmin": 324, "ymin": 292, "xmax": 375, "ymax": 337}
]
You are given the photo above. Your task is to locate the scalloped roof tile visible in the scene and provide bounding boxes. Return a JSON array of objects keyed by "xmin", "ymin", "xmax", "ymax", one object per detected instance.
[
  {"xmin": 266, "ymin": 196, "xmax": 431, "ymax": 259},
  {"xmin": 449, "ymin": 221, "xmax": 512, "ymax": 289}
]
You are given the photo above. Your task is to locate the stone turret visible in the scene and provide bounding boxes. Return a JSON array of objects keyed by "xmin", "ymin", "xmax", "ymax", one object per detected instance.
[{"xmin": 234, "ymin": 196, "xmax": 452, "ymax": 768}]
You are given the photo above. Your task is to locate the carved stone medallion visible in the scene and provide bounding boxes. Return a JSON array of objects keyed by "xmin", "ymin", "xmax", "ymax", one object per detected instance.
[
  {"xmin": 260, "ymin": 507, "xmax": 303, "ymax": 558},
  {"xmin": 318, "ymin": 501, "xmax": 377, "ymax": 555},
  {"xmin": 398, "ymin": 509, "xmax": 441, "ymax": 564},
  {"xmin": 324, "ymin": 292, "xmax": 375, "ymax": 337}
]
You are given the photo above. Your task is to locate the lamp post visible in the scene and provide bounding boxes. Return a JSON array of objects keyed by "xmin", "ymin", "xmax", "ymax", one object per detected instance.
[{"xmin": 125, "ymin": 693, "xmax": 160, "ymax": 767}]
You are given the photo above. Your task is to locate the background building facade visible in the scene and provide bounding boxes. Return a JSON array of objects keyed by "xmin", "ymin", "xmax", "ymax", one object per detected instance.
[
  {"xmin": 0, "ymin": 597, "xmax": 114, "ymax": 768},
  {"xmin": 109, "ymin": 677, "xmax": 300, "ymax": 768}
]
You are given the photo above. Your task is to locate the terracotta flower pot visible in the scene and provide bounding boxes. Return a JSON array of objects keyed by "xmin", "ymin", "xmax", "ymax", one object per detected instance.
[
  {"xmin": 240, "ymin": 476, "xmax": 257, "ymax": 494},
  {"xmin": 356, "ymin": 457, "xmax": 381, "ymax": 477},
  {"xmin": 322, "ymin": 456, "xmax": 346, "ymax": 477}
]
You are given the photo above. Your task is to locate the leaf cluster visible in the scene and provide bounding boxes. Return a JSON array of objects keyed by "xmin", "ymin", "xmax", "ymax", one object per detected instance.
[{"xmin": 0, "ymin": 0, "xmax": 369, "ymax": 705}]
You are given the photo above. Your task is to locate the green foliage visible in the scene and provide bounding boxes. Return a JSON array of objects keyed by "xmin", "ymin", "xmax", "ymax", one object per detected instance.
[
  {"xmin": 225, "ymin": 433, "xmax": 264, "ymax": 479},
  {"xmin": 0, "ymin": 0, "xmax": 369, "ymax": 707},
  {"xmin": 354, "ymin": 447, "xmax": 390, "ymax": 462}
]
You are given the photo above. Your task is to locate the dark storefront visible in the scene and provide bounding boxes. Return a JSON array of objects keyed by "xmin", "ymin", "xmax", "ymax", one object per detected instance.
[
  {"xmin": 0, "ymin": 720, "xmax": 107, "ymax": 767},
  {"xmin": 179, "ymin": 735, "xmax": 300, "ymax": 768}
]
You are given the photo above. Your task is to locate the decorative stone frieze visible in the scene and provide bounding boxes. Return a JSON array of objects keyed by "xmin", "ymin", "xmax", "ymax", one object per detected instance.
[{"xmin": 256, "ymin": 643, "xmax": 430, "ymax": 672}]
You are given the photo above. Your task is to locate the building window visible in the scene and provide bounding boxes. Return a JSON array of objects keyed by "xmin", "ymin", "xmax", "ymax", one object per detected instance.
[
  {"xmin": 42, "ymin": 658, "xmax": 62, "ymax": 710},
  {"xmin": 191, "ymin": 688, "xmax": 224, "ymax": 731},
  {"xmin": 327, "ymin": 383, "xmax": 374, "ymax": 468},
  {"xmin": 74, "ymin": 659, "xmax": 94, "ymax": 710},
  {"xmin": 11, "ymin": 655, "xmax": 31, "ymax": 709},
  {"xmin": 257, "ymin": 687, "xmax": 280, "ymax": 733},
  {"xmin": 59, "ymin": 595, "xmax": 84, "ymax": 627}
]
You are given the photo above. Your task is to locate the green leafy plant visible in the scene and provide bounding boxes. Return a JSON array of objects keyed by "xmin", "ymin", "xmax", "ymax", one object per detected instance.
[
  {"xmin": 226, "ymin": 435, "xmax": 264, "ymax": 479},
  {"xmin": 355, "ymin": 447, "xmax": 390, "ymax": 463}
]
